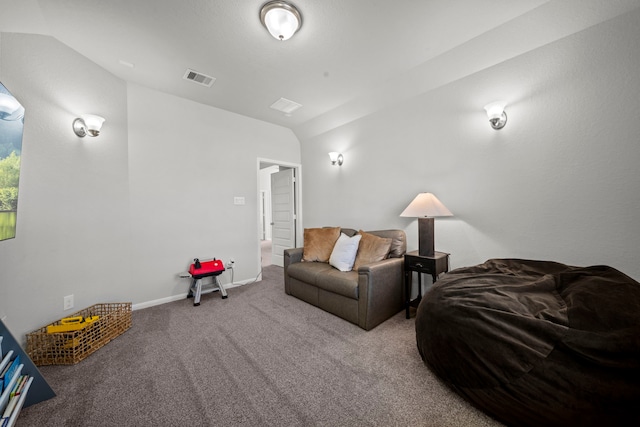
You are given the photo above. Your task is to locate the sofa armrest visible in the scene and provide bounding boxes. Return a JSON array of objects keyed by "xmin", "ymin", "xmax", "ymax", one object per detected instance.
[
  {"xmin": 284, "ymin": 247, "xmax": 304, "ymax": 294},
  {"xmin": 357, "ymin": 257, "xmax": 405, "ymax": 330}
]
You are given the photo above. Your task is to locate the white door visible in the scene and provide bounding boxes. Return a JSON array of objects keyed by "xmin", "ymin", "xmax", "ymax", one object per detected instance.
[{"xmin": 270, "ymin": 168, "xmax": 296, "ymax": 267}]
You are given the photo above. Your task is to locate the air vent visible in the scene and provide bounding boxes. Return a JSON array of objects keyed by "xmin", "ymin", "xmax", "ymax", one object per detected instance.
[
  {"xmin": 183, "ymin": 69, "xmax": 216, "ymax": 87},
  {"xmin": 270, "ymin": 97, "xmax": 302, "ymax": 115}
]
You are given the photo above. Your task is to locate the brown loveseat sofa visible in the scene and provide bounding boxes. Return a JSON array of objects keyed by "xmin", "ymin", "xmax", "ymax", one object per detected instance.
[{"xmin": 284, "ymin": 228, "xmax": 406, "ymax": 330}]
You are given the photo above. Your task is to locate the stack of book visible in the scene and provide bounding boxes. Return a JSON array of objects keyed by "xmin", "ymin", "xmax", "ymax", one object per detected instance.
[{"xmin": 0, "ymin": 337, "xmax": 33, "ymax": 427}]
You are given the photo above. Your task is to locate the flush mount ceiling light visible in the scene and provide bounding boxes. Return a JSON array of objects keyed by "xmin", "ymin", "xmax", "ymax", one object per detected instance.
[
  {"xmin": 73, "ymin": 114, "xmax": 105, "ymax": 137},
  {"xmin": 260, "ymin": 1, "xmax": 302, "ymax": 41}
]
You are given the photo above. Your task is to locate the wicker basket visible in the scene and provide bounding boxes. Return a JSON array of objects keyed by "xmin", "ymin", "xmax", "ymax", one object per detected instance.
[{"xmin": 26, "ymin": 302, "xmax": 132, "ymax": 366}]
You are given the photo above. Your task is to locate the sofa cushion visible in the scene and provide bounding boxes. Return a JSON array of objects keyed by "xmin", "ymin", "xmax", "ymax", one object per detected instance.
[
  {"xmin": 287, "ymin": 261, "xmax": 359, "ymax": 300},
  {"xmin": 329, "ymin": 233, "xmax": 362, "ymax": 272},
  {"xmin": 353, "ymin": 230, "xmax": 392, "ymax": 270},
  {"xmin": 366, "ymin": 229, "xmax": 407, "ymax": 258},
  {"xmin": 342, "ymin": 228, "xmax": 406, "ymax": 258},
  {"xmin": 287, "ymin": 261, "xmax": 334, "ymax": 284},
  {"xmin": 302, "ymin": 227, "xmax": 341, "ymax": 262},
  {"xmin": 317, "ymin": 269, "xmax": 359, "ymax": 300}
]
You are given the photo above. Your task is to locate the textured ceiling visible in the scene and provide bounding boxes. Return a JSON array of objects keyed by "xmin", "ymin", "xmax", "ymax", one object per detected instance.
[{"xmin": 2, "ymin": 0, "xmax": 640, "ymax": 138}]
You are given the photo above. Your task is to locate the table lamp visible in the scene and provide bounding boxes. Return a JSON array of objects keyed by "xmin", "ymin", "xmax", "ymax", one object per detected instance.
[{"xmin": 400, "ymin": 193, "xmax": 452, "ymax": 257}]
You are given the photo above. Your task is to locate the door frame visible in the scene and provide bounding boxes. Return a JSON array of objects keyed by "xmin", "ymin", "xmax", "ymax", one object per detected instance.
[{"xmin": 257, "ymin": 158, "xmax": 303, "ymax": 268}]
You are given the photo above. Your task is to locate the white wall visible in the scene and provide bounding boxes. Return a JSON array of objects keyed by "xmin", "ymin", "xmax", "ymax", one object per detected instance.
[
  {"xmin": 0, "ymin": 33, "xmax": 131, "ymax": 339},
  {"xmin": 126, "ymin": 84, "xmax": 299, "ymax": 306},
  {"xmin": 297, "ymin": 9, "xmax": 640, "ymax": 281},
  {"xmin": 0, "ymin": 34, "xmax": 301, "ymax": 341}
]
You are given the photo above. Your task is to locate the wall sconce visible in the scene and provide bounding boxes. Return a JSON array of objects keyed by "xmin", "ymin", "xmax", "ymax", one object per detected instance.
[
  {"xmin": 260, "ymin": 1, "xmax": 302, "ymax": 41},
  {"xmin": 484, "ymin": 101, "xmax": 507, "ymax": 130},
  {"xmin": 73, "ymin": 114, "xmax": 105, "ymax": 137},
  {"xmin": 328, "ymin": 152, "xmax": 343, "ymax": 166}
]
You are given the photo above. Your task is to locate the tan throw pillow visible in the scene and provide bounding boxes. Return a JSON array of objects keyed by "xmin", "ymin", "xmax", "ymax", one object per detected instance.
[
  {"xmin": 302, "ymin": 227, "xmax": 341, "ymax": 262},
  {"xmin": 353, "ymin": 230, "xmax": 392, "ymax": 270}
]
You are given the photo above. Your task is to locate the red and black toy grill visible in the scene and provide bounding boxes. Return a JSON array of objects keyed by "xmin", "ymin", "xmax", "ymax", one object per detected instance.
[{"xmin": 185, "ymin": 258, "xmax": 227, "ymax": 306}]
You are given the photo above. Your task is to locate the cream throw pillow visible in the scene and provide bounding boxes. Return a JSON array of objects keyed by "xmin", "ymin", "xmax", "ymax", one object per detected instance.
[
  {"xmin": 353, "ymin": 230, "xmax": 392, "ymax": 270},
  {"xmin": 329, "ymin": 233, "xmax": 362, "ymax": 272},
  {"xmin": 302, "ymin": 227, "xmax": 341, "ymax": 262}
]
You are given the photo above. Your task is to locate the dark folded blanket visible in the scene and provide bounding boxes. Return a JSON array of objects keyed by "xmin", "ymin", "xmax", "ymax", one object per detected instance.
[{"xmin": 416, "ymin": 258, "xmax": 640, "ymax": 427}]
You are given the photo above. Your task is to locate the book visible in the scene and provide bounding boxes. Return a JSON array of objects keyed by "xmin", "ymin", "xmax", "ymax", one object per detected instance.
[
  {"xmin": 1, "ymin": 356, "xmax": 19, "ymax": 392},
  {"xmin": 0, "ymin": 351, "xmax": 13, "ymax": 377},
  {"xmin": 0, "ymin": 376, "xmax": 32, "ymax": 426},
  {"xmin": 9, "ymin": 376, "xmax": 26, "ymax": 400},
  {"xmin": 1, "ymin": 390, "xmax": 19, "ymax": 418},
  {"xmin": 0, "ymin": 352, "xmax": 14, "ymax": 395},
  {"xmin": 0, "ymin": 363, "xmax": 22, "ymax": 416}
]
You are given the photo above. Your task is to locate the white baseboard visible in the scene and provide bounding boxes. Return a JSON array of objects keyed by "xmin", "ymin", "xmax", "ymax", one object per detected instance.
[
  {"xmin": 131, "ymin": 278, "xmax": 256, "ymax": 311},
  {"xmin": 132, "ymin": 294, "xmax": 188, "ymax": 311}
]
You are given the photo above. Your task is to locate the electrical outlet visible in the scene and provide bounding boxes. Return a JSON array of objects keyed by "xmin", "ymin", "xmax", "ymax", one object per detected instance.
[
  {"xmin": 227, "ymin": 258, "xmax": 235, "ymax": 269},
  {"xmin": 63, "ymin": 294, "xmax": 74, "ymax": 311}
]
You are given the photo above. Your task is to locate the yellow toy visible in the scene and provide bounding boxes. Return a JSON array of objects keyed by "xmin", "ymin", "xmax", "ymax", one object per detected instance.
[{"xmin": 46, "ymin": 315, "xmax": 100, "ymax": 333}]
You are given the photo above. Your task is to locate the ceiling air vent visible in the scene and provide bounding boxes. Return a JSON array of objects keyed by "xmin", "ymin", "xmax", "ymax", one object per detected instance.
[
  {"xmin": 270, "ymin": 97, "xmax": 302, "ymax": 116},
  {"xmin": 183, "ymin": 69, "xmax": 216, "ymax": 87}
]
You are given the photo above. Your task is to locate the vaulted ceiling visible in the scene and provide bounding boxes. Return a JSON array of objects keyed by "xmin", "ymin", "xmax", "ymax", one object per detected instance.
[{"xmin": 2, "ymin": 0, "xmax": 640, "ymax": 139}]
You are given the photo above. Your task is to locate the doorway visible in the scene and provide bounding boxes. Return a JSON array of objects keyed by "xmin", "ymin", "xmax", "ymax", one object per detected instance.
[{"xmin": 257, "ymin": 159, "xmax": 302, "ymax": 268}]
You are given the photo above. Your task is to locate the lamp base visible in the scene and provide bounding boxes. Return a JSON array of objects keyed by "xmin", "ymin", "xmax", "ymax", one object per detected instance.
[{"xmin": 418, "ymin": 217, "xmax": 435, "ymax": 257}]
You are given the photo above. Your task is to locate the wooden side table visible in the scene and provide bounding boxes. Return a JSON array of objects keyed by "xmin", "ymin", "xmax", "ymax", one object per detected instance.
[{"xmin": 404, "ymin": 250, "xmax": 450, "ymax": 319}]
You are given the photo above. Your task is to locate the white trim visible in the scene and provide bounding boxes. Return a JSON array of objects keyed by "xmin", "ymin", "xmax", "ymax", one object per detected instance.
[
  {"xmin": 132, "ymin": 294, "xmax": 188, "ymax": 310},
  {"xmin": 131, "ymin": 280, "xmax": 255, "ymax": 311},
  {"xmin": 256, "ymin": 157, "xmax": 303, "ymax": 267}
]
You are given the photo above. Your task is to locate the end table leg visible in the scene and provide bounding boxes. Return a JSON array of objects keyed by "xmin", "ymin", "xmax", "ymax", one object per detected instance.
[{"xmin": 405, "ymin": 270, "xmax": 410, "ymax": 319}]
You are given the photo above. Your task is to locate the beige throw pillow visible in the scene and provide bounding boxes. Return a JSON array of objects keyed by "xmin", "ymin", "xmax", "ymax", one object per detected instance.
[
  {"xmin": 302, "ymin": 227, "xmax": 341, "ymax": 262},
  {"xmin": 353, "ymin": 230, "xmax": 392, "ymax": 270}
]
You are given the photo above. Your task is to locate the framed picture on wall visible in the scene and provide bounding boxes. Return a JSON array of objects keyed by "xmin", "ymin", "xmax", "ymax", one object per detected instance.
[{"xmin": 0, "ymin": 82, "xmax": 25, "ymax": 241}]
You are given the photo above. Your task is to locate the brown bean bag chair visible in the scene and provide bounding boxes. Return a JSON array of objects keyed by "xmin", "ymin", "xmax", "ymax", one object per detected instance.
[{"xmin": 416, "ymin": 259, "xmax": 640, "ymax": 427}]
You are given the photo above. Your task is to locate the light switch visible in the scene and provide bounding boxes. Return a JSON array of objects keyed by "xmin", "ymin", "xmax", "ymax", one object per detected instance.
[{"xmin": 234, "ymin": 197, "xmax": 245, "ymax": 205}]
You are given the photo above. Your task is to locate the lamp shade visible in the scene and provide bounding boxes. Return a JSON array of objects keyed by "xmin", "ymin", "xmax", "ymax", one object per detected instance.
[
  {"xmin": 328, "ymin": 152, "xmax": 344, "ymax": 165},
  {"xmin": 484, "ymin": 101, "xmax": 507, "ymax": 120},
  {"xmin": 81, "ymin": 114, "xmax": 105, "ymax": 136},
  {"xmin": 400, "ymin": 193, "xmax": 452, "ymax": 218}
]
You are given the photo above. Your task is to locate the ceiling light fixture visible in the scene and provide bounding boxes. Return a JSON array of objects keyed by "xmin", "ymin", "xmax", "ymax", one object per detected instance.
[
  {"xmin": 260, "ymin": 1, "xmax": 302, "ymax": 41},
  {"xmin": 73, "ymin": 114, "xmax": 105, "ymax": 137}
]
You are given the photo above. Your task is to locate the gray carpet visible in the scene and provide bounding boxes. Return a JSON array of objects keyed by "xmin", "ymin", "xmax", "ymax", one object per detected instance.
[{"xmin": 19, "ymin": 266, "xmax": 503, "ymax": 426}]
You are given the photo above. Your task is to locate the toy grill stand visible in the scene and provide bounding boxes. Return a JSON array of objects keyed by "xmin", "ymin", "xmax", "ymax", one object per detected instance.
[
  {"xmin": 187, "ymin": 272, "xmax": 227, "ymax": 306},
  {"xmin": 184, "ymin": 258, "xmax": 227, "ymax": 306}
]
